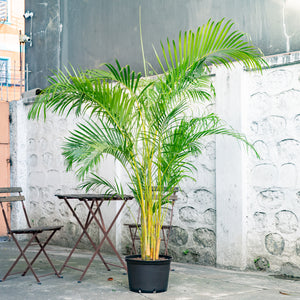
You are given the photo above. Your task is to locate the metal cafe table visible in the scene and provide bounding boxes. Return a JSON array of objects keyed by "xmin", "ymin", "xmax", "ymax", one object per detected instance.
[{"xmin": 55, "ymin": 193, "xmax": 133, "ymax": 282}]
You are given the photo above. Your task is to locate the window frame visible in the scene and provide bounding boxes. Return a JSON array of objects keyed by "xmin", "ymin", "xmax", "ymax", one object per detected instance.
[
  {"xmin": 0, "ymin": 58, "xmax": 10, "ymax": 86},
  {"xmin": 0, "ymin": 0, "xmax": 10, "ymax": 24}
]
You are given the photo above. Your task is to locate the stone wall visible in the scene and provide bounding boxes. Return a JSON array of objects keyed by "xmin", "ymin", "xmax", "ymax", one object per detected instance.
[
  {"xmin": 213, "ymin": 52, "xmax": 300, "ymax": 274},
  {"xmin": 9, "ymin": 52, "xmax": 300, "ymax": 274},
  {"xmin": 9, "ymin": 97, "xmax": 121, "ymax": 252},
  {"xmin": 246, "ymin": 56, "xmax": 300, "ymax": 275}
]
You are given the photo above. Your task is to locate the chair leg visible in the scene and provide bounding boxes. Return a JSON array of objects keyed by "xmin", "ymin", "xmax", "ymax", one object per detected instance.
[
  {"xmin": 161, "ymin": 227, "xmax": 172, "ymax": 256},
  {"xmin": 1, "ymin": 233, "xmax": 42, "ymax": 284},
  {"xmin": 128, "ymin": 227, "xmax": 137, "ymax": 255},
  {"xmin": 161, "ymin": 228, "xmax": 167, "ymax": 256},
  {"xmin": 58, "ymin": 200, "xmax": 111, "ymax": 275},
  {"xmin": 22, "ymin": 230, "xmax": 60, "ymax": 278}
]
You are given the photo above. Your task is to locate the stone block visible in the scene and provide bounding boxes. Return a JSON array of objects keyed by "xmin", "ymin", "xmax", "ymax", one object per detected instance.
[
  {"xmin": 275, "ymin": 210, "xmax": 298, "ymax": 234},
  {"xmin": 265, "ymin": 233, "xmax": 285, "ymax": 255},
  {"xmin": 179, "ymin": 206, "xmax": 199, "ymax": 223},
  {"xmin": 258, "ymin": 189, "xmax": 284, "ymax": 209},
  {"xmin": 252, "ymin": 164, "xmax": 278, "ymax": 187},
  {"xmin": 280, "ymin": 262, "xmax": 300, "ymax": 277},
  {"xmin": 169, "ymin": 226, "xmax": 188, "ymax": 247},
  {"xmin": 193, "ymin": 228, "xmax": 216, "ymax": 248}
]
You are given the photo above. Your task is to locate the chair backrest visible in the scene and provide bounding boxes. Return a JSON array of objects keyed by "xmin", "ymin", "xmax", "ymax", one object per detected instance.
[
  {"xmin": 0, "ymin": 187, "xmax": 25, "ymax": 202},
  {"xmin": 160, "ymin": 188, "xmax": 178, "ymax": 227},
  {"xmin": 0, "ymin": 187, "xmax": 27, "ymax": 234},
  {"xmin": 135, "ymin": 187, "xmax": 178, "ymax": 225}
]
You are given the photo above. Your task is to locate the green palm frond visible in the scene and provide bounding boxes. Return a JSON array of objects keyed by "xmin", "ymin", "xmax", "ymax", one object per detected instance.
[
  {"xmin": 159, "ymin": 113, "xmax": 259, "ymax": 188},
  {"xmin": 79, "ymin": 174, "xmax": 124, "ymax": 196},
  {"xmin": 87, "ymin": 60, "xmax": 142, "ymax": 94},
  {"xmin": 62, "ymin": 119, "xmax": 134, "ymax": 180},
  {"xmin": 156, "ymin": 19, "xmax": 266, "ymax": 73},
  {"xmin": 28, "ymin": 69, "xmax": 137, "ymax": 130},
  {"xmin": 152, "ymin": 19, "xmax": 266, "ymax": 105}
]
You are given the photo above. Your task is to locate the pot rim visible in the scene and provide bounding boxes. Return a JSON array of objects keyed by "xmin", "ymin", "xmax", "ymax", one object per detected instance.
[{"xmin": 125, "ymin": 254, "xmax": 172, "ymax": 264}]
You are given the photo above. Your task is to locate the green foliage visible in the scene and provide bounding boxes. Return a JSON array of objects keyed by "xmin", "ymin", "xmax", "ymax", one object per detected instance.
[
  {"xmin": 254, "ymin": 257, "xmax": 270, "ymax": 271},
  {"xmin": 28, "ymin": 19, "xmax": 266, "ymax": 260},
  {"xmin": 183, "ymin": 249, "xmax": 189, "ymax": 255}
]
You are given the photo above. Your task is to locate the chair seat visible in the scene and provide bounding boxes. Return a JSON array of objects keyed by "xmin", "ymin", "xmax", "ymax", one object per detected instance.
[
  {"xmin": 124, "ymin": 223, "xmax": 141, "ymax": 228},
  {"xmin": 0, "ymin": 187, "xmax": 63, "ymax": 284},
  {"xmin": 161, "ymin": 225, "xmax": 172, "ymax": 229},
  {"xmin": 10, "ymin": 225, "xmax": 63, "ymax": 234},
  {"xmin": 125, "ymin": 223, "xmax": 172, "ymax": 229},
  {"xmin": 125, "ymin": 188, "xmax": 177, "ymax": 256}
]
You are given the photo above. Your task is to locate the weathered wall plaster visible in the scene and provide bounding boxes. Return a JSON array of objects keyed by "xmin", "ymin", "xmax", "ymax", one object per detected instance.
[
  {"xmin": 246, "ymin": 54, "xmax": 300, "ymax": 275},
  {"xmin": 213, "ymin": 52, "xmax": 300, "ymax": 274}
]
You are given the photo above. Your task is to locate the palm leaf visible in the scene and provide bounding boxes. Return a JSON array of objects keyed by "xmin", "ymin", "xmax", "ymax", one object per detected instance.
[
  {"xmin": 62, "ymin": 119, "xmax": 134, "ymax": 180},
  {"xmin": 79, "ymin": 174, "xmax": 124, "ymax": 196},
  {"xmin": 86, "ymin": 60, "xmax": 142, "ymax": 94},
  {"xmin": 152, "ymin": 19, "xmax": 266, "ymax": 104}
]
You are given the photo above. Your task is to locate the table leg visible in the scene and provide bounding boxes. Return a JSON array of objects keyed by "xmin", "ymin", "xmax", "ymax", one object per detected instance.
[
  {"xmin": 59, "ymin": 199, "xmax": 111, "ymax": 276},
  {"xmin": 78, "ymin": 199, "xmax": 128, "ymax": 282}
]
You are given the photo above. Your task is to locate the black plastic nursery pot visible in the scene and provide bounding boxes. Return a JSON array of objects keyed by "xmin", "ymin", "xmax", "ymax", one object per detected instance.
[{"xmin": 125, "ymin": 255, "xmax": 172, "ymax": 293}]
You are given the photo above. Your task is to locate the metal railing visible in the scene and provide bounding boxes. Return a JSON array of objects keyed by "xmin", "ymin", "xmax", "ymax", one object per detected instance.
[
  {"xmin": 0, "ymin": 60, "xmax": 25, "ymax": 102},
  {"xmin": 0, "ymin": 0, "xmax": 8, "ymax": 23}
]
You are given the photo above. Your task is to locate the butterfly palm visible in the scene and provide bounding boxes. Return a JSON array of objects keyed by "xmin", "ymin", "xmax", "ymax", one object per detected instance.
[{"xmin": 29, "ymin": 19, "xmax": 266, "ymax": 260}]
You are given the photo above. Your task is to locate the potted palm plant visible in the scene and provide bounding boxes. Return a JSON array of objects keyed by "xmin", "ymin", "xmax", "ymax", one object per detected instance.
[{"xmin": 28, "ymin": 19, "xmax": 265, "ymax": 293}]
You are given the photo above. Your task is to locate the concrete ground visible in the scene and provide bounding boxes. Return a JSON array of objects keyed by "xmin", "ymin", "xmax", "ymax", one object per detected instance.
[{"xmin": 0, "ymin": 241, "xmax": 300, "ymax": 300}]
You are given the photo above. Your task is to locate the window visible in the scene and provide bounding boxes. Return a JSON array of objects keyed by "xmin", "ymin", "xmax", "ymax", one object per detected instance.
[
  {"xmin": 0, "ymin": 58, "xmax": 8, "ymax": 85},
  {"xmin": 0, "ymin": 0, "xmax": 8, "ymax": 23}
]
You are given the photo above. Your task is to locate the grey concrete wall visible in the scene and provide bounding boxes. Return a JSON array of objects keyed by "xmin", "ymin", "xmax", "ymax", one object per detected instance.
[{"xmin": 25, "ymin": 0, "xmax": 300, "ymax": 89}]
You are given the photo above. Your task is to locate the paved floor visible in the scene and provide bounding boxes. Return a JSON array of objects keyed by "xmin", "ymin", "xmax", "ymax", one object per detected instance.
[{"xmin": 0, "ymin": 241, "xmax": 300, "ymax": 300}]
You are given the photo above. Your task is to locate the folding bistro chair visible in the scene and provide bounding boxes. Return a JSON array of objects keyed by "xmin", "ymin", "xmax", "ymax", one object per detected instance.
[
  {"xmin": 0, "ymin": 187, "xmax": 63, "ymax": 284},
  {"xmin": 125, "ymin": 187, "xmax": 178, "ymax": 255}
]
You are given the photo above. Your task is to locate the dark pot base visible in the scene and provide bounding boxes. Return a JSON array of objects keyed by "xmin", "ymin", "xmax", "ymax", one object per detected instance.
[{"xmin": 125, "ymin": 255, "xmax": 172, "ymax": 293}]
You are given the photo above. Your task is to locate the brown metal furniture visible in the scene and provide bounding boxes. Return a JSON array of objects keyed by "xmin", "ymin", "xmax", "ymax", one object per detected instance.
[
  {"xmin": 55, "ymin": 193, "xmax": 133, "ymax": 282},
  {"xmin": 0, "ymin": 187, "xmax": 63, "ymax": 284},
  {"xmin": 124, "ymin": 188, "xmax": 178, "ymax": 255}
]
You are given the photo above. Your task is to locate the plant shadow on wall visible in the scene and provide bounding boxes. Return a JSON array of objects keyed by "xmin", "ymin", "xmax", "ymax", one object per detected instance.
[{"xmin": 28, "ymin": 19, "xmax": 266, "ymax": 293}]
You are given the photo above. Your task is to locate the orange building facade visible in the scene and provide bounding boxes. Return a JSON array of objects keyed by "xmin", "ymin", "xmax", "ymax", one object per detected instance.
[
  {"xmin": 0, "ymin": 0, "xmax": 25, "ymax": 102},
  {"xmin": 0, "ymin": 0, "xmax": 24, "ymax": 236}
]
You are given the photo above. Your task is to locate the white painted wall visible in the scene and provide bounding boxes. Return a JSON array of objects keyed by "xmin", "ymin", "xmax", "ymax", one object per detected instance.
[
  {"xmin": 245, "ymin": 53, "xmax": 300, "ymax": 275},
  {"xmin": 215, "ymin": 64, "xmax": 248, "ymax": 269},
  {"xmin": 214, "ymin": 52, "xmax": 300, "ymax": 274}
]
